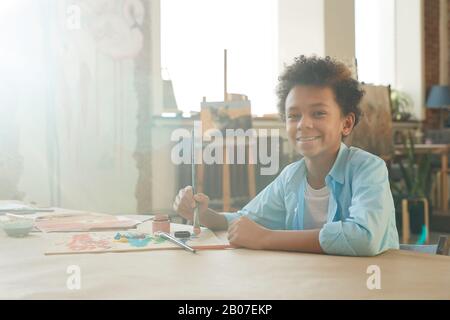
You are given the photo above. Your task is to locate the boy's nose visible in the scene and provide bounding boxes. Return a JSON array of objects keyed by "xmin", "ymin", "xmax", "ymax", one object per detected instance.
[{"xmin": 297, "ymin": 117, "xmax": 313, "ymax": 130}]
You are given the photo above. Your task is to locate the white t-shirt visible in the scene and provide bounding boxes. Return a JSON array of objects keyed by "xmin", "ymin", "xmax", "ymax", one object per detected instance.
[{"xmin": 303, "ymin": 181, "xmax": 329, "ymax": 230}]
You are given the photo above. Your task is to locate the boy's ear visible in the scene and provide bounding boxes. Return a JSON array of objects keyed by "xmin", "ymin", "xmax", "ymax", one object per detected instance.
[{"xmin": 342, "ymin": 113, "xmax": 355, "ymax": 137}]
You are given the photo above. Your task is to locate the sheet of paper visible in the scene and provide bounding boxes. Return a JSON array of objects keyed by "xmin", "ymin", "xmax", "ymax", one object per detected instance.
[
  {"xmin": 45, "ymin": 223, "xmax": 231, "ymax": 255},
  {"xmin": 118, "ymin": 214, "xmax": 154, "ymax": 223},
  {"xmin": 0, "ymin": 201, "xmax": 42, "ymax": 215},
  {"xmin": 35, "ymin": 210, "xmax": 141, "ymax": 232}
]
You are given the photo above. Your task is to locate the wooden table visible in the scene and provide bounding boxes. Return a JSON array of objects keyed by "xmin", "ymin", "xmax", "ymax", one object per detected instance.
[
  {"xmin": 1, "ymin": 225, "xmax": 450, "ymax": 299},
  {"xmin": 394, "ymin": 144, "xmax": 450, "ymax": 213}
]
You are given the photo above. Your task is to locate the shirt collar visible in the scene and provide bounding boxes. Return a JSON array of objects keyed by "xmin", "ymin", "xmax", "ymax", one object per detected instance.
[{"xmin": 326, "ymin": 142, "xmax": 349, "ymax": 185}]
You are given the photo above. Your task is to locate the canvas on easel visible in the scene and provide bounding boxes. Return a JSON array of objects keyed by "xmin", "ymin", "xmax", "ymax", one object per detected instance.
[{"xmin": 200, "ymin": 95, "xmax": 252, "ymax": 136}]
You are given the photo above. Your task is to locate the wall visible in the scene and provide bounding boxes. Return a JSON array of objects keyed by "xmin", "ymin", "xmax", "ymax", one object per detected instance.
[
  {"xmin": 395, "ymin": 0, "xmax": 425, "ymax": 121},
  {"xmin": 277, "ymin": 0, "xmax": 325, "ymax": 71},
  {"xmin": 425, "ymin": 0, "xmax": 440, "ymax": 90},
  {"xmin": 424, "ymin": 0, "xmax": 450, "ymax": 129},
  {"xmin": 324, "ymin": 0, "xmax": 355, "ymax": 61},
  {"xmin": 277, "ymin": 0, "xmax": 355, "ymax": 75}
]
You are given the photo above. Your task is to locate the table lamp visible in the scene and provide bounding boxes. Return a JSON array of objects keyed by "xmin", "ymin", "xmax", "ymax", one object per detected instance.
[{"xmin": 426, "ymin": 85, "xmax": 450, "ymax": 128}]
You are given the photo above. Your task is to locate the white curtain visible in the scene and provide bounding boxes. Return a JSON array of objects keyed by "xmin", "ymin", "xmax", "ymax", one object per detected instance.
[{"xmin": 0, "ymin": 0, "xmax": 152, "ymax": 214}]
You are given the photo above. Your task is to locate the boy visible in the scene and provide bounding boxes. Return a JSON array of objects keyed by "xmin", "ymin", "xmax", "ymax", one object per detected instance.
[{"xmin": 173, "ymin": 56, "xmax": 399, "ymax": 256}]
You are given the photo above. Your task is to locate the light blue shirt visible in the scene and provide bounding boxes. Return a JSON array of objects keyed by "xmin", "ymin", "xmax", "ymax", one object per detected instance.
[{"xmin": 224, "ymin": 142, "xmax": 400, "ymax": 256}]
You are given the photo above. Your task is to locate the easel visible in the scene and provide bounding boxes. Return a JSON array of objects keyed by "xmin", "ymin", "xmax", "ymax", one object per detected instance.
[{"xmin": 197, "ymin": 49, "xmax": 256, "ymax": 211}]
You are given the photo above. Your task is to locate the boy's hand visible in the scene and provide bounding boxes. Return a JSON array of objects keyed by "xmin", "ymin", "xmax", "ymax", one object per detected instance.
[
  {"xmin": 227, "ymin": 216, "xmax": 270, "ymax": 250},
  {"xmin": 173, "ymin": 186, "xmax": 209, "ymax": 222}
]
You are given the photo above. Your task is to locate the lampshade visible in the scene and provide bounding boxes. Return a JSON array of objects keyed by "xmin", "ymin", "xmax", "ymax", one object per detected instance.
[{"xmin": 426, "ymin": 85, "xmax": 450, "ymax": 109}]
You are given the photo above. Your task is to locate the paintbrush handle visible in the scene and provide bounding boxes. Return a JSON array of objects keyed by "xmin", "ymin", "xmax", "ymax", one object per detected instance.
[
  {"xmin": 191, "ymin": 130, "xmax": 197, "ymax": 194},
  {"xmin": 193, "ymin": 207, "xmax": 200, "ymax": 235},
  {"xmin": 191, "ymin": 130, "xmax": 201, "ymax": 235}
]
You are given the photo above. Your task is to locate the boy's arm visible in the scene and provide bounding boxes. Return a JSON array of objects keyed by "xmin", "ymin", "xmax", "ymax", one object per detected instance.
[
  {"xmin": 227, "ymin": 216, "xmax": 323, "ymax": 253},
  {"xmin": 263, "ymin": 229, "xmax": 324, "ymax": 253},
  {"xmin": 199, "ymin": 206, "xmax": 323, "ymax": 254},
  {"xmin": 319, "ymin": 158, "xmax": 398, "ymax": 256},
  {"xmin": 199, "ymin": 208, "xmax": 228, "ymax": 231}
]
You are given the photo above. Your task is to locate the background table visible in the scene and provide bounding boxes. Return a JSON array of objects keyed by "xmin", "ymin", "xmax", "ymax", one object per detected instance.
[
  {"xmin": 1, "ymin": 225, "xmax": 450, "ymax": 299},
  {"xmin": 394, "ymin": 144, "xmax": 450, "ymax": 212}
]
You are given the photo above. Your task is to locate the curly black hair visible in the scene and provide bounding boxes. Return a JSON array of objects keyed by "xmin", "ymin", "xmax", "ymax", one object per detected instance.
[{"xmin": 276, "ymin": 55, "xmax": 364, "ymax": 126}]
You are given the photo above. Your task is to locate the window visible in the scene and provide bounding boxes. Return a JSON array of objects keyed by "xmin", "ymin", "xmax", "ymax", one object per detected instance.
[
  {"xmin": 161, "ymin": 0, "xmax": 278, "ymax": 116},
  {"xmin": 355, "ymin": 0, "xmax": 395, "ymax": 86}
]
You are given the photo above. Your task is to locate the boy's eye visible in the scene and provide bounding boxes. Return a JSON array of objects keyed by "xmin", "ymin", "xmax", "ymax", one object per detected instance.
[
  {"xmin": 287, "ymin": 114, "xmax": 301, "ymax": 120},
  {"xmin": 313, "ymin": 111, "xmax": 326, "ymax": 117}
]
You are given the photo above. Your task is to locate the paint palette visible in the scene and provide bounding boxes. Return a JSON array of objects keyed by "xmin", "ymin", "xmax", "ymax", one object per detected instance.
[{"xmin": 113, "ymin": 232, "xmax": 166, "ymax": 247}]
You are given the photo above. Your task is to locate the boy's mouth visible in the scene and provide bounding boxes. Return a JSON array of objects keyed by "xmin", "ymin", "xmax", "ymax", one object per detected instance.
[{"xmin": 296, "ymin": 136, "xmax": 320, "ymax": 142}]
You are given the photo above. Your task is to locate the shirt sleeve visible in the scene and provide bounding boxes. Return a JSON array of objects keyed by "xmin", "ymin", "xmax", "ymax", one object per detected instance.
[
  {"xmin": 319, "ymin": 157, "xmax": 396, "ymax": 256},
  {"xmin": 223, "ymin": 166, "xmax": 289, "ymax": 230}
]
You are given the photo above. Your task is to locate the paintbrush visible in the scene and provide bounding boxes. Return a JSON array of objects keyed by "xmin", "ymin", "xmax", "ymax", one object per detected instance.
[{"xmin": 191, "ymin": 130, "xmax": 201, "ymax": 235}]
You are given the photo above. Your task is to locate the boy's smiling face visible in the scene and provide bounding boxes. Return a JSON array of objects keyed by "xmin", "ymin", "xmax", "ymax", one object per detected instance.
[{"xmin": 285, "ymin": 85, "xmax": 354, "ymax": 159}]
